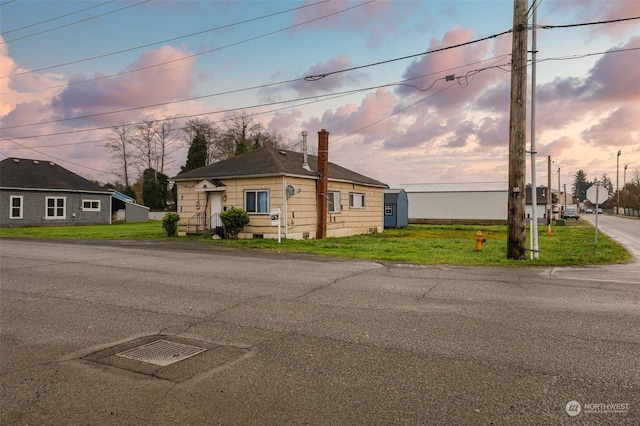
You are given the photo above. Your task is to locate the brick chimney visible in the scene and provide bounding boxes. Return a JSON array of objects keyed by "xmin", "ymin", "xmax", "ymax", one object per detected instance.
[{"xmin": 316, "ymin": 129, "xmax": 329, "ymax": 239}]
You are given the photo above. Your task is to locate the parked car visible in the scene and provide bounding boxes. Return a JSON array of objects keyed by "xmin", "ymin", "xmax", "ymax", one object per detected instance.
[
  {"xmin": 586, "ymin": 208, "xmax": 593, "ymax": 214},
  {"xmin": 596, "ymin": 208, "xmax": 603, "ymax": 214},
  {"xmin": 564, "ymin": 205, "xmax": 580, "ymax": 220}
]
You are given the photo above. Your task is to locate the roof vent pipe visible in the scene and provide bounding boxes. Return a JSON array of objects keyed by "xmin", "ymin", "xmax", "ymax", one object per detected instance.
[{"xmin": 301, "ymin": 131, "xmax": 311, "ymax": 171}]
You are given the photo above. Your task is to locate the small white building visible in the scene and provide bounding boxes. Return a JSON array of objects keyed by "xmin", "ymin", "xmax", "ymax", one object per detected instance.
[{"xmin": 397, "ymin": 182, "xmax": 508, "ymax": 224}]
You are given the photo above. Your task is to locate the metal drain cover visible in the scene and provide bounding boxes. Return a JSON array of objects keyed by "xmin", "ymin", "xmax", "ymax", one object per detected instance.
[{"xmin": 116, "ymin": 340, "xmax": 206, "ymax": 366}]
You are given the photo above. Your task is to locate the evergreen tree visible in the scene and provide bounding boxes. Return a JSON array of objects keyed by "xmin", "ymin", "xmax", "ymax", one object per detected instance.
[
  {"xmin": 141, "ymin": 168, "xmax": 169, "ymax": 210},
  {"xmin": 600, "ymin": 173, "xmax": 614, "ymax": 196},
  {"xmin": 572, "ymin": 169, "xmax": 589, "ymax": 203},
  {"xmin": 181, "ymin": 131, "xmax": 208, "ymax": 173}
]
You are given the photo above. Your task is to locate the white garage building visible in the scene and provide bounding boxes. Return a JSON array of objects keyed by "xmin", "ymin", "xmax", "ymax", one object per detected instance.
[{"xmin": 397, "ymin": 182, "xmax": 508, "ymax": 224}]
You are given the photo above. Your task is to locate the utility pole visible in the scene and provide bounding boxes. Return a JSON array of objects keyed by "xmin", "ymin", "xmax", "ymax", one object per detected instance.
[
  {"xmin": 507, "ymin": 0, "xmax": 529, "ymax": 260},
  {"xmin": 529, "ymin": 0, "xmax": 539, "ymax": 259},
  {"xmin": 547, "ymin": 156, "xmax": 551, "ymax": 228},
  {"xmin": 557, "ymin": 167, "xmax": 561, "ymax": 216}
]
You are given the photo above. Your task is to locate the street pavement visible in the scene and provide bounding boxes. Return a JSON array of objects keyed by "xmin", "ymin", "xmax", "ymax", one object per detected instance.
[
  {"xmin": 1, "ymin": 238, "xmax": 638, "ymax": 425},
  {"xmin": 582, "ymin": 213, "xmax": 640, "ymax": 260}
]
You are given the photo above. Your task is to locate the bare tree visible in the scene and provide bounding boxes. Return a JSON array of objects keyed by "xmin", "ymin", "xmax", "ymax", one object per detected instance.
[
  {"xmin": 105, "ymin": 123, "xmax": 134, "ymax": 190},
  {"xmin": 213, "ymin": 111, "xmax": 292, "ymax": 162},
  {"xmin": 132, "ymin": 120, "xmax": 159, "ymax": 176},
  {"xmin": 157, "ymin": 120, "xmax": 179, "ymax": 174}
]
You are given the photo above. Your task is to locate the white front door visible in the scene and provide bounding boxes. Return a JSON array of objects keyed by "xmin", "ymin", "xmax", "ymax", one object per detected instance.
[{"xmin": 208, "ymin": 192, "xmax": 222, "ymax": 228}]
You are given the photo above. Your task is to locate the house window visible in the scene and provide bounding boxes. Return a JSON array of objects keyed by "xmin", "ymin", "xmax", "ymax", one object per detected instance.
[
  {"xmin": 349, "ymin": 192, "xmax": 365, "ymax": 209},
  {"xmin": 82, "ymin": 200, "xmax": 100, "ymax": 211},
  {"xmin": 245, "ymin": 190, "xmax": 269, "ymax": 213},
  {"xmin": 46, "ymin": 197, "xmax": 66, "ymax": 219},
  {"xmin": 384, "ymin": 204, "xmax": 393, "ymax": 215},
  {"xmin": 328, "ymin": 191, "xmax": 341, "ymax": 213},
  {"xmin": 10, "ymin": 196, "xmax": 23, "ymax": 219}
]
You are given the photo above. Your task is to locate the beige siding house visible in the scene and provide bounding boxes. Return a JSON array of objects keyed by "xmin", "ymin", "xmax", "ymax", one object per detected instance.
[{"xmin": 171, "ymin": 135, "xmax": 387, "ymax": 239}]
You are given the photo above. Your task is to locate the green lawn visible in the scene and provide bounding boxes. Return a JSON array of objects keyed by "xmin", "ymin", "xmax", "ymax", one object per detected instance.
[{"xmin": 0, "ymin": 220, "xmax": 630, "ymax": 267}]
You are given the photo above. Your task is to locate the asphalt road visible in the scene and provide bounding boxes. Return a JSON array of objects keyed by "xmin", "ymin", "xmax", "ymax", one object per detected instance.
[
  {"xmin": 1, "ymin": 239, "xmax": 639, "ymax": 425},
  {"xmin": 583, "ymin": 214, "xmax": 640, "ymax": 260}
]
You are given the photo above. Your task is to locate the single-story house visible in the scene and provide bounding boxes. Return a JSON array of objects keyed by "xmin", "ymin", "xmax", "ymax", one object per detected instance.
[
  {"xmin": 171, "ymin": 130, "xmax": 388, "ymax": 239},
  {"xmin": 0, "ymin": 157, "xmax": 112, "ymax": 227},
  {"xmin": 383, "ymin": 189, "xmax": 408, "ymax": 228}
]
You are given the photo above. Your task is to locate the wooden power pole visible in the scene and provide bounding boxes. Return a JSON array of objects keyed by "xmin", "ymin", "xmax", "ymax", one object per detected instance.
[{"xmin": 507, "ymin": 0, "xmax": 528, "ymax": 260}]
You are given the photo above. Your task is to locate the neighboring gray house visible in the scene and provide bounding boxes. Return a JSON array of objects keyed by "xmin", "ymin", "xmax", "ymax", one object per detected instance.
[
  {"xmin": 0, "ymin": 158, "xmax": 112, "ymax": 228},
  {"xmin": 383, "ymin": 189, "xmax": 408, "ymax": 228}
]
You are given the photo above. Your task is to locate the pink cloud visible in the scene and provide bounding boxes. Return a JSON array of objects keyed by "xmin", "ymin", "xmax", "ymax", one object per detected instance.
[
  {"xmin": 539, "ymin": 136, "xmax": 575, "ymax": 157},
  {"xmin": 532, "ymin": 37, "xmax": 640, "ymax": 136},
  {"xmin": 50, "ymin": 45, "xmax": 197, "ymax": 127},
  {"xmin": 292, "ymin": 55, "xmax": 360, "ymax": 96},
  {"xmin": 305, "ymin": 88, "xmax": 399, "ymax": 140},
  {"xmin": 582, "ymin": 106, "xmax": 640, "ymax": 147},
  {"xmin": 397, "ymin": 26, "xmax": 508, "ymax": 113},
  {"xmin": 267, "ymin": 109, "xmax": 302, "ymax": 133},
  {"xmin": 291, "ymin": 0, "xmax": 389, "ymax": 33},
  {"xmin": 475, "ymin": 115, "xmax": 509, "ymax": 148}
]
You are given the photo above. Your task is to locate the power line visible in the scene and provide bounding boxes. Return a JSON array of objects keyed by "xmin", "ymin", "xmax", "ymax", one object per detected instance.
[
  {"xmin": 304, "ymin": 28, "xmax": 514, "ymax": 81},
  {"xmin": 0, "ymin": 0, "xmax": 151, "ymax": 44},
  {"xmin": 1, "ymin": 135, "xmax": 113, "ymax": 175},
  {"xmin": 538, "ymin": 15, "xmax": 640, "ymax": 30},
  {"xmin": 3, "ymin": 0, "xmax": 373, "ymax": 84},
  {"xmin": 326, "ymin": 82, "xmax": 459, "ymax": 149},
  {"xmin": 3, "ymin": 0, "xmax": 331, "ymax": 85},
  {"xmin": 1, "ymin": 0, "xmax": 115, "ymax": 35},
  {"xmin": 2, "ymin": 35, "xmax": 636, "ymax": 143},
  {"xmin": 1, "ymin": 54, "xmax": 512, "ymax": 133}
]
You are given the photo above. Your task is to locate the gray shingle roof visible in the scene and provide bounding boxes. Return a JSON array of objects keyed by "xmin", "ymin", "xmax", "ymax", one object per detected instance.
[
  {"xmin": 0, "ymin": 158, "xmax": 109, "ymax": 193},
  {"xmin": 172, "ymin": 147, "xmax": 387, "ymax": 188}
]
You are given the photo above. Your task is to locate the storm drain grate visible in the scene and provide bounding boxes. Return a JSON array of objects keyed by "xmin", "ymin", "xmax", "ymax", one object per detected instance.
[{"xmin": 116, "ymin": 340, "xmax": 206, "ymax": 367}]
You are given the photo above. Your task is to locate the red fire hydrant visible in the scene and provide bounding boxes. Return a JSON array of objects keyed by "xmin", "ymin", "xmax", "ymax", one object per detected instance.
[{"xmin": 475, "ymin": 231, "xmax": 485, "ymax": 251}]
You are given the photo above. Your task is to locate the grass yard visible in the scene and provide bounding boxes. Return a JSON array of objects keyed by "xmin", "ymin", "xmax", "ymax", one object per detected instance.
[{"xmin": 0, "ymin": 219, "xmax": 630, "ymax": 266}]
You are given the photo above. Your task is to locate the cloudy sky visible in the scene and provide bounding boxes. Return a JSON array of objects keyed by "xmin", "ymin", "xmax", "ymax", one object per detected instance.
[{"xmin": 1, "ymin": 0, "xmax": 639, "ymax": 190}]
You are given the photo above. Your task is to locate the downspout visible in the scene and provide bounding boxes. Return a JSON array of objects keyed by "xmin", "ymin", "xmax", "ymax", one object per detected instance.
[
  {"xmin": 283, "ymin": 177, "xmax": 288, "ymax": 238},
  {"xmin": 316, "ymin": 129, "xmax": 329, "ymax": 239}
]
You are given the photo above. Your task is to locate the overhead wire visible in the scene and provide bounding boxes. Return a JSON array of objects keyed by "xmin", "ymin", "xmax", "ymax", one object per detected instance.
[
  {"xmin": 537, "ymin": 15, "xmax": 640, "ymax": 29},
  {"xmin": 304, "ymin": 28, "xmax": 513, "ymax": 81},
  {"xmin": 1, "ymin": 135, "xmax": 114, "ymax": 174},
  {"xmin": 4, "ymin": 0, "xmax": 332, "ymax": 84},
  {"xmin": 3, "ymin": 0, "xmax": 374, "ymax": 84},
  {"xmin": 1, "ymin": 54, "xmax": 514, "ymax": 133},
  {"xmin": 1, "ymin": 0, "xmax": 115, "ymax": 35},
  {"xmin": 0, "ymin": 0, "xmax": 151, "ymax": 44},
  {"xmin": 3, "ymin": 11, "xmax": 639, "ymax": 169}
]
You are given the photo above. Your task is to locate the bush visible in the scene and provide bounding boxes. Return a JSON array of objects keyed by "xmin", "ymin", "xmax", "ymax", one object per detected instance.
[
  {"xmin": 219, "ymin": 207, "xmax": 250, "ymax": 239},
  {"xmin": 162, "ymin": 212, "xmax": 180, "ymax": 236}
]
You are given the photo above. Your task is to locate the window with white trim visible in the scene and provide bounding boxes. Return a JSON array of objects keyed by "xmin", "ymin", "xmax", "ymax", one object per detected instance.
[
  {"xmin": 349, "ymin": 192, "xmax": 365, "ymax": 209},
  {"xmin": 10, "ymin": 196, "xmax": 23, "ymax": 219},
  {"xmin": 82, "ymin": 200, "xmax": 101, "ymax": 211},
  {"xmin": 384, "ymin": 204, "xmax": 393, "ymax": 215},
  {"xmin": 46, "ymin": 197, "xmax": 66, "ymax": 219},
  {"xmin": 328, "ymin": 191, "xmax": 341, "ymax": 213},
  {"xmin": 245, "ymin": 190, "xmax": 269, "ymax": 213}
]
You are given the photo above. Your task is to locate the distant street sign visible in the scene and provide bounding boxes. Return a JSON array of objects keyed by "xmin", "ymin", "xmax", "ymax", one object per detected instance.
[{"xmin": 586, "ymin": 185, "xmax": 602, "ymax": 204}]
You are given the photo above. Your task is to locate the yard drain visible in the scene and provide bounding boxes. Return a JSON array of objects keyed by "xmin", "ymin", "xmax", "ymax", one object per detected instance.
[{"xmin": 116, "ymin": 339, "xmax": 206, "ymax": 367}]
